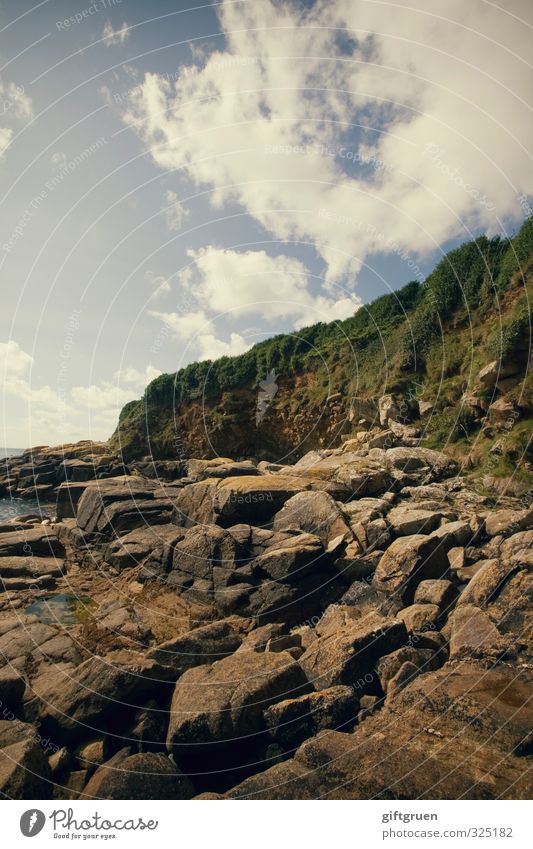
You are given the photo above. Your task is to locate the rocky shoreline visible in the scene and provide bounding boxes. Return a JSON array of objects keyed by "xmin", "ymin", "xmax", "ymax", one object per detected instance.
[{"xmin": 0, "ymin": 431, "xmax": 532, "ymax": 800}]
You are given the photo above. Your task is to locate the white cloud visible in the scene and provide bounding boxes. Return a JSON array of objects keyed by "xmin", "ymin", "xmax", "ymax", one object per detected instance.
[
  {"xmin": 0, "ymin": 77, "xmax": 33, "ymax": 157},
  {"xmin": 178, "ymin": 247, "xmax": 360, "ymax": 325},
  {"xmin": 147, "ymin": 247, "xmax": 361, "ymax": 360},
  {"xmin": 122, "ymin": 0, "xmax": 533, "ymax": 287},
  {"xmin": 195, "ymin": 332, "xmax": 250, "ymax": 360},
  {"xmin": 0, "ymin": 340, "xmax": 153, "ymax": 445},
  {"xmin": 164, "ymin": 190, "xmax": 189, "ymax": 231},
  {"xmin": 149, "ymin": 309, "xmax": 214, "ymax": 340},
  {"xmin": 144, "ymin": 270, "xmax": 171, "ymax": 299},
  {"xmin": 114, "ymin": 364, "xmax": 162, "ymax": 389},
  {"xmin": 102, "ymin": 20, "xmax": 130, "ymax": 47},
  {"xmin": 0, "ymin": 340, "xmax": 33, "ymax": 379}
]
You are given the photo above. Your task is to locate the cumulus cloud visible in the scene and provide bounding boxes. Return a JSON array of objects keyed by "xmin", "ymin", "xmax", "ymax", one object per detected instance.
[
  {"xmin": 0, "ymin": 340, "xmax": 153, "ymax": 444},
  {"xmin": 114, "ymin": 364, "xmax": 162, "ymax": 389},
  {"xmin": 0, "ymin": 340, "xmax": 33, "ymax": 379},
  {"xmin": 122, "ymin": 0, "xmax": 533, "ymax": 287},
  {"xmin": 179, "ymin": 247, "xmax": 361, "ymax": 326},
  {"xmin": 148, "ymin": 247, "xmax": 360, "ymax": 361},
  {"xmin": 102, "ymin": 20, "xmax": 130, "ymax": 47}
]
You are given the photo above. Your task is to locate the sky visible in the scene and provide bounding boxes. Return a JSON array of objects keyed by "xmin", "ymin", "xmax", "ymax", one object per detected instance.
[{"xmin": 0, "ymin": 0, "xmax": 532, "ymax": 448}]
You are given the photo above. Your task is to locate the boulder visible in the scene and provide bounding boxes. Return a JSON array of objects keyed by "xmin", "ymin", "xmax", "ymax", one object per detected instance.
[
  {"xmin": 0, "ymin": 720, "xmax": 37, "ymax": 749},
  {"xmin": 376, "ymin": 646, "xmax": 441, "ymax": 693},
  {"xmin": 75, "ymin": 478, "xmax": 165, "ymax": 535},
  {"xmin": 272, "ymin": 491, "xmax": 351, "ymax": 546},
  {"xmin": 487, "ymin": 399, "xmax": 518, "ymax": 427},
  {"xmin": 384, "ymin": 447, "xmax": 457, "ymax": 479},
  {"xmin": 378, "ymin": 394, "xmax": 399, "ymax": 426},
  {"xmin": 237, "ymin": 623, "xmax": 290, "ymax": 653},
  {"xmin": 457, "ymin": 559, "xmax": 520, "ymax": 608},
  {"xmin": 430, "ymin": 520, "xmax": 474, "ymax": 549},
  {"xmin": 478, "ymin": 360, "xmax": 518, "ymax": 388},
  {"xmin": 397, "ymin": 603, "xmax": 440, "ymax": 632},
  {"xmin": 484, "ymin": 508, "xmax": 533, "ymax": 538},
  {"xmin": 387, "ymin": 507, "xmax": 442, "ymax": 536},
  {"xmin": 0, "ymin": 619, "xmax": 82, "ymax": 674},
  {"xmin": 82, "ymin": 752, "xmax": 194, "ymax": 800},
  {"xmin": 30, "ymin": 653, "xmax": 173, "ymax": 742},
  {"xmin": 448, "ymin": 605, "xmax": 508, "ymax": 660},
  {"xmin": 187, "ymin": 458, "xmax": 257, "ymax": 480},
  {"xmin": 147, "ymin": 618, "xmax": 246, "ymax": 676},
  {"xmin": 0, "ymin": 738, "xmax": 52, "ymax": 799},
  {"xmin": 104, "ymin": 523, "xmax": 184, "ymax": 570},
  {"xmin": 172, "ymin": 475, "xmax": 346, "ymax": 527},
  {"xmin": 56, "ymin": 481, "xmax": 94, "ymax": 519},
  {"xmin": 0, "ymin": 526, "xmax": 64, "ymax": 557},
  {"xmin": 166, "ymin": 651, "xmax": 309, "ymax": 751},
  {"xmin": 264, "ymin": 685, "xmax": 357, "ymax": 749},
  {"xmin": 414, "ymin": 579, "xmax": 456, "ymax": 609},
  {"xmin": 299, "ymin": 612, "xmax": 407, "ymax": 690},
  {"xmin": 373, "ymin": 534, "xmax": 450, "ymax": 603}
]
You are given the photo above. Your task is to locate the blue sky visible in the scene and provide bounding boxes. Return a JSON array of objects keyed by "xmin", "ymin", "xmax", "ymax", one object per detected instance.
[{"xmin": 1, "ymin": 0, "xmax": 532, "ymax": 446}]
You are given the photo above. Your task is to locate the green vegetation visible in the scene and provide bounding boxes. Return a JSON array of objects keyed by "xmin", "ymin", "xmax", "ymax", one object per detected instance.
[{"xmin": 111, "ymin": 216, "xmax": 532, "ymax": 470}]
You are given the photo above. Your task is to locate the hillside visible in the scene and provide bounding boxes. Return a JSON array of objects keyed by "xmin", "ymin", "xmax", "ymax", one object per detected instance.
[{"xmin": 111, "ymin": 218, "xmax": 533, "ymax": 493}]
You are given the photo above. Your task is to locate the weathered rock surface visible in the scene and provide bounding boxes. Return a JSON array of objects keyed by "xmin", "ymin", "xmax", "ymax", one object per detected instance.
[
  {"xmin": 373, "ymin": 534, "xmax": 450, "ymax": 603},
  {"xmin": 264, "ymin": 685, "xmax": 358, "ymax": 749},
  {"xmin": 299, "ymin": 612, "xmax": 407, "ymax": 689},
  {"xmin": 82, "ymin": 752, "xmax": 194, "ymax": 799},
  {"xmin": 1, "ymin": 437, "xmax": 532, "ymax": 801},
  {"xmin": 166, "ymin": 650, "xmax": 309, "ymax": 751}
]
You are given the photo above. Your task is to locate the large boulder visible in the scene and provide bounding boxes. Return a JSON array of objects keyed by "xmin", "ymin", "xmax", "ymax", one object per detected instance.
[
  {"xmin": 166, "ymin": 651, "xmax": 309, "ymax": 752},
  {"xmin": 387, "ymin": 506, "xmax": 442, "ymax": 537},
  {"xmin": 373, "ymin": 534, "xmax": 450, "ymax": 603},
  {"xmin": 29, "ymin": 653, "xmax": 173, "ymax": 742},
  {"xmin": 291, "ymin": 455, "xmax": 393, "ymax": 498},
  {"xmin": 75, "ymin": 478, "xmax": 172, "ymax": 536},
  {"xmin": 448, "ymin": 605, "xmax": 509, "ymax": 661},
  {"xmin": 484, "ymin": 508, "xmax": 533, "ymax": 538},
  {"xmin": 272, "ymin": 491, "xmax": 351, "ymax": 546},
  {"xmin": 82, "ymin": 752, "xmax": 194, "ymax": 800},
  {"xmin": 264, "ymin": 685, "xmax": 357, "ymax": 749},
  {"xmin": 104, "ymin": 523, "xmax": 184, "ymax": 570},
  {"xmin": 299, "ymin": 612, "xmax": 407, "ymax": 690},
  {"xmin": 0, "ymin": 617, "xmax": 82, "ymax": 675},
  {"xmin": 456, "ymin": 557, "xmax": 520, "ymax": 608},
  {"xmin": 147, "ymin": 618, "xmax": 246, "ymax": 676},
  {"xmin": 0, "ymin": 739, "xmax": 52, "ymax": 799},
  {"xmin": 172, "ymin": 474, "xmax": 349, "ymax": 528},
  {"xmin": 383, "ymin": 447, "xmax": 457, "ymax": 479}
]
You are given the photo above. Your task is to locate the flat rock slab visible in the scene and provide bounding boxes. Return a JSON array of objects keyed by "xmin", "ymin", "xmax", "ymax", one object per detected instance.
[
  {"xmin": 0, "ymin": 527, "xmax": 64, "ymax": 557},
  {"xmin": 0, "ymin": 556, "xmax": 64, "ymax": 578}
]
